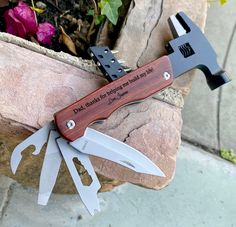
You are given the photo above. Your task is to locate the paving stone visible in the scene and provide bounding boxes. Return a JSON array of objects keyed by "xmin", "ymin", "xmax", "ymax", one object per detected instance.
[
  {"xmin": 182, "ymin": 77, "xmax": 219, "ymax": 150},
  {"xmin": 220, "ymin": 16, "xmax": 236, "ymax": 151},
  {"xmin": 0, "ymin": 175, "xmax": 14, "ymax": 219},
  {"xmin": 1, "ymin": 143, "xmax": 236, "ymax": 227},
  {"xmin": 205, "ymin": 2, "xmax": 236, "ymax": 64},
  {"xmin": 182, "ymin": 2, "xmax": 236, "ymax": 150}
]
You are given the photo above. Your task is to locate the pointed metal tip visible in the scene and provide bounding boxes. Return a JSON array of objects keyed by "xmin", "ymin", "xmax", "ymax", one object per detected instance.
[
  {"xmin": 124, "ymin": 68, "xmax": 132, "ymax": 72},
  {"xmin": 88, "ymin": 206, "xmax": 101, "ymax": 216},
  {"xmin": 138, "ymin": 167, "xmax": 166, "ymax": 177},
  {"xmin": 10, "ymin": 153, "xmax": 21, "ymax": 174},
  {"xmin": 145, "ymin": 165, "xmax": 166, "ymax": 177},
  {"xmin": 130, "ymin": 159, "xmax": 165, "ymax": 177},
  {"xmin": 81, "ymin": 194, "xmax": 101, "ymax": 216},
  {"xmin": 154, "ymin": 169, "xmax": 166, "ymax": 178},
  {"xmin": 111, "ymin": 50, "xmax": 119, "ymax": 54},
  {"xmin": 117, "ymin": 159, "xmax": 165, "ymax": 177},
  {"xmin": 118, "ymin": 59, "xmax": 126, "ymax": 64},
  {"xmin": 11, "ymin": 165, "xmax": 17, "ymax": 175},
  {"xmin": 38, "ymin": 194, "xmax": 49, "ymax": 206},
  {"xmin": 161, "ymin": 172, "xmax": 166, "ymax": 177}
]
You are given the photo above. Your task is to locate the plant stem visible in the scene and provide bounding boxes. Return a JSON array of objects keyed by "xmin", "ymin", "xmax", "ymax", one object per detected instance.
[
  {"xmin": 31, "ymin": 0, "xmax": 38, "ymax": 24},
  {"xmin": 87, "ymin": 0, "xmax": 99, "ymax": 42}
]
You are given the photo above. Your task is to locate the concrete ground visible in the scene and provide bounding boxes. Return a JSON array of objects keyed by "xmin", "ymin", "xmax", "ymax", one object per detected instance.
[
  {"xmin": 0, "ymin": 142, "xmax": 236, "ymax": 227},
  {"xmin": 0, "ymin": 2, "xmax": 236, "ymax": 227},
  {"xmin": 182, "ymin": 1, "xmax": 236, "ymax": 152}
]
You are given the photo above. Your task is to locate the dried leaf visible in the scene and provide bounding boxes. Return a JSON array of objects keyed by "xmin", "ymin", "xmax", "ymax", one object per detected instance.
[
  {"xmin": 30, "ymin": 6, "xmax": 45, "ymax": 14},
  {"xmin": 96, "ymin": 19, "xmax": 111, "ymax": 46},
  {"xmin": 0, "ymin": 0, "xmax": 9, "ymax": 7},
  {"xmin": 30, "ymin": 35, "xmax": 39, "ymax": 44},
  {"xmin": 59, "ymin": 26, "xmax": 77, "ymax": 55}
]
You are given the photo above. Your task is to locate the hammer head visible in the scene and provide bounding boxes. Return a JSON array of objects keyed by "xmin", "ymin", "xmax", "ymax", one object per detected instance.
[{"xmin": 166, "ymin": 12, "xmax": 231, "ymax": 90}]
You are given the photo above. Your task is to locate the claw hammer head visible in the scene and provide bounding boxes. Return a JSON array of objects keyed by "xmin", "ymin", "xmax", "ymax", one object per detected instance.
[{"xmin": 166, "ymin": 12, "xmax": 231, "ymax": 90}]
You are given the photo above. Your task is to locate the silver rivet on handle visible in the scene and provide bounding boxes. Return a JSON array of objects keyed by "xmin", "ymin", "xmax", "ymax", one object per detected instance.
[
  {"xmin": 163, "ymin": 72, "xmax": 171, "ymax": 80},
  {"xmin": 66, "ymin": 120, "xmax": 76, "ymax": 129}
]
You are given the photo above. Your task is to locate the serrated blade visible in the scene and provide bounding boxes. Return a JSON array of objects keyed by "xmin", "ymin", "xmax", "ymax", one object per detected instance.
[
  {"xmin": 38, "ymin": 130, "xmax": 62, "ymax": 206},
  {"xmin": 10, "ymin": 122, "xmax": 55, "ymax": 174},
  {"xmin": 56, "ymin": 138, "xmax": 101, "ymax": 216},
  {"xmin": 70, "ymin": 128, "xmax": 165, "ymax": 177}
]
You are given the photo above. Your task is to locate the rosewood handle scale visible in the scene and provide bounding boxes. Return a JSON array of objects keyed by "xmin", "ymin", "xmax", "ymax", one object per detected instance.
[{"xmin": 54, "ymin": 56, "xmax": 174, "ymax": 141}]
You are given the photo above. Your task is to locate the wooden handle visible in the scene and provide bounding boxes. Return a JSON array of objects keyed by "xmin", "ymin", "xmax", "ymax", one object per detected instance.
[{"xmin": 54, "ymin": 56, "xmax": 174, "ymax": 141}]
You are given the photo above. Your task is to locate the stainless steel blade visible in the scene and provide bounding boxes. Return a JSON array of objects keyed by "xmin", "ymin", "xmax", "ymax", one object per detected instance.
[
  {"xmin": 38, "ymin": 130, "xmax": 62, "ymax": 206},
  {"xmin": 10, "ymin": 122, "xmax": 55, "ymax": 174},
  {"xmin": 70, "ymin": 128, "xmax": 165, "ymax": 177},
  {"xmin": 56, "ymin": 138, "xmax": 101, "ymax": 216}
]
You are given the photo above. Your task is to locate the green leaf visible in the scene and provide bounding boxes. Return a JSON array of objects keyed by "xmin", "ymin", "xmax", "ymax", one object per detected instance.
[
  {"xmin": 87, "ymin": 9, "xmax": 105, "ymax": 25},
  {"xmin": 219, "ymin": 0, "xmax": 228, "ymax": 5},
  {"xmin": 99, "ymin": 0, "xmax": 122, "ymax": 25},
  {"xmin": 87, "ymin": 9, "xmax": 94, "ymax": 16},
  {"xmin": 95, "ymin": 15, "xmax": 106, "ymax": 25},
  {"xmin": 220, "ymin": 148, "xmax": 236, "ymax": 164}
]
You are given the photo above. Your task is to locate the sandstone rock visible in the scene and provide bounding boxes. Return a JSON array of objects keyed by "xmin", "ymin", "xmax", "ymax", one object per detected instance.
[
  {"xmin": 0, "ymin": 0, "xmax": 207, "ymax": 193},
  {"xmin": 0, "ymin": 39, "xmax": 181, "ymax": 192}
]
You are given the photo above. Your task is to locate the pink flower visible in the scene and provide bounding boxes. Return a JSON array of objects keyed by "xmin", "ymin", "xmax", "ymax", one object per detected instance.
[
  {"xmin": 36, "ymin": 22, "xmax": 56, "ymax": 45},
  {"xmin": 4, "ymin": 9, "xmax": 27, "ymax": 38},
  {"xmin": 4, "ymin": 1, "xmax": 56, "ymax": 45},
  {"xmin": 4, "ymin": 1, "xmax": 37, "ymax": 38},
  {"xmin": 13, "ymin": 1, "xmax": 38, "ymax": 35}
]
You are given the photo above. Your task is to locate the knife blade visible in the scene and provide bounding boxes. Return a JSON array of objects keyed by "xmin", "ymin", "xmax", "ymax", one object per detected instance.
[
  {"xmin": 38, "ymin": 125, "xmax": 161, "ymax": 213},
  {"xmin": 70, "ymin": 128, "xmax": 165, "ymax": 177},
  {"xmin": 11, "ymin": 122, "xmax": 165, "ymax": 177}
]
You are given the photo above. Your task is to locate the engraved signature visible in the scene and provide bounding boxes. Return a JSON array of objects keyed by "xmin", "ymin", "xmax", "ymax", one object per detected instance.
[{"xmin": 108, "ymin": 91, "xmax": 128, "ymax": 105}]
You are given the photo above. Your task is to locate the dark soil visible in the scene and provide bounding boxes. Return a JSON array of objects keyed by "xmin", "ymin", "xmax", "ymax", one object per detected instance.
[
  {"xmin": 0, "ymin": 0, "xmax": 131, "ymax": 59},
  {"xmin": 33, "ymin": 0, "xmax": 97, "ymax": 58}
]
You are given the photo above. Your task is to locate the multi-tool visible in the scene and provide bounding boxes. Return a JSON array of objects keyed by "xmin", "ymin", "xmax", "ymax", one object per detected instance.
[{"xmin": 10, "ymin": 12, "xmax": 231, "ymax": 215}]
